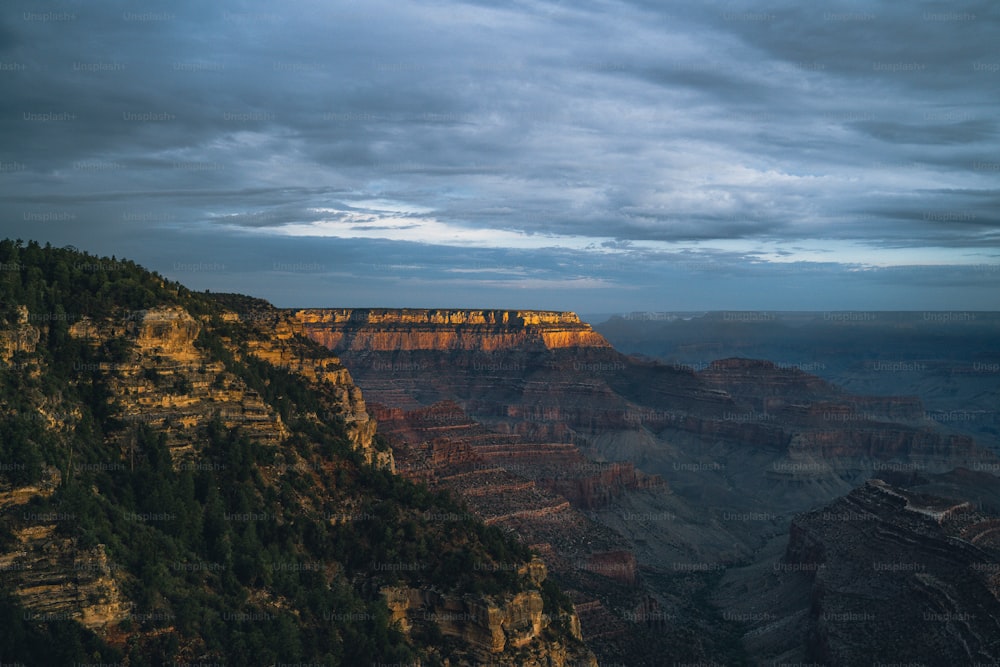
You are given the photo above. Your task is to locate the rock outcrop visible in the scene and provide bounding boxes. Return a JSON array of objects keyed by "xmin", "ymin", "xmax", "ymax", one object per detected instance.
[
  {"xmin": 65, "ymin": 304, "xmax": 390, "ymax": 469},
  {"xmin": 2, "ymin": 526, "xmax": 129, "ymax": 633},
  {"xmin": 0, "ymin": 467, "xmax": 129, "ymax": 635},
  {"xmin": 133, "ymin": 305, "xmax": 202, "ymax": 360},
  {"xmin": 0, "ymin": 305, "xmax": 40, "ymax": 361},
  {"xmin": 233, "ymin": 312, "xmax": 381, "ymax": 464},
  {"xmin": 289, "ymin": 308, "xmax": 612, "ymax": 352},
  {"xmin": 70, "ymin": 307, "xmax": 289, "ymax": 458},
  {"xmin": 777, "ymin": 479, "xmax": 1000, "ymax": 665},
  {"xmin": 381, "ymin": 558, "xmax": 595, "ymax": 666}
]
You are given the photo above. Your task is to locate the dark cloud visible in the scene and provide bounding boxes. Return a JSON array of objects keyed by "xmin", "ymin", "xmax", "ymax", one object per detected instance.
[
  {"xmin": 0, "ymin": 0, "xmax": 998, "ymax": 310},
  {"xmin": 850, "ymin": 119, "xmax": 996, "ymax": 145}
]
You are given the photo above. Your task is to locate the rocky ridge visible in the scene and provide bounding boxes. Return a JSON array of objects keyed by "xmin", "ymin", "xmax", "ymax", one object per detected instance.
[
  {"xmin": 5, "ymin": 301, "xmax": 392, "ymax": 647},
  {"xmin": 65, "ymin": 304, "xmax": 388, "ymax": 469},
  {"xmin": 290, "ymin": 308, "xmax": 611, "ymax": 352},
  {"xmin": 715, "ymin": 475, "xmax": 1000, "ymax": 664}
]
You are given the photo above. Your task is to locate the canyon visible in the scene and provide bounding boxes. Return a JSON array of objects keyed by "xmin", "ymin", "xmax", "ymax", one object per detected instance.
[
  {"xmin": 596, "ymin": 311, "xmax": 1000, "ymax": 452},
  {"xmin": 2, "ymin": 244, "xmax": 997, "ymax": 665},
  {"xmin": 289, "ymin": 306, "xmax": 999, "ymax": 664}
]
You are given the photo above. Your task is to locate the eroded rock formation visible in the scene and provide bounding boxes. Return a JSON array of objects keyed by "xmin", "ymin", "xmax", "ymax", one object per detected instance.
[
  {"xmin": 381, "ymin": 558, "xmax": 595, "ymax": 666},
  {"xmin": 66, "ymin": 304, "xmax": 390, "ymax": 469},
  {"xmin": 289, "ymin": 308, "xmax": 612, "ymax": 352},
  {"xmin": 780, "ymin": 479, "xmax": 1000, "ymax": 664},
  {"xmin": 0, "ymin": 468, "xmax": 129, "ymax": 635}
]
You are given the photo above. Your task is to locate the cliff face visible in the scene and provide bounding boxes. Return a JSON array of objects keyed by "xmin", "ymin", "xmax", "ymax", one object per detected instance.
[
  {"xmin": 382, "ymin": 558, "xmax": 595, "ymax": 666},
  {"xmin": 289, "ymin": 308, "xmax": 612, "ymax": 352},
  {"xmin": 70, "ymin": 306, "xmax": 287, "ymax": 456},
  {"xmin": 0, "ymin": 305, "xmax": 40, "ymax": 361},
  {"xmin": 778, "ymin": 479, "xmax": 1000, "ymax": 664},
  {"xmin": 133, "ymin": 306, "xmax": 202, "ymax": 360},
  {"xmin": 3, "ymin": 525, "xmax": 129, "ymax": 633},
  {"xmin": 232, "ymin": 312, "xmax": 382, "ymax": 465},
  {"xmin": 1, "ymin": 467, "xmax": 128, "ymax": 634},
  {"xmin": 66, "ymin": 304, "xmax": 388, "ymax": 469}
]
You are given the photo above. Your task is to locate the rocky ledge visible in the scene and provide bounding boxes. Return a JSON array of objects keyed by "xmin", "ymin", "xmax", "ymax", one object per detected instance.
[
  {"xmin": 381, "ymin": 557, "xmax": 595, "ymax": 666},
  {"xmin": 67, "ymin": 304, "xmax": 389, "ymax": 469},
  {"xmin": 288, "ymin": 308, "xmax": 612, "ymax": 352}
]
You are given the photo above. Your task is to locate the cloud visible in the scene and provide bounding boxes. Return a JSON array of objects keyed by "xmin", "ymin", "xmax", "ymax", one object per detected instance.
[
  {"xmin": 850, "ymin": 119, "xmax": 996, "ymax": 145},
  {"xmin": 0, "ymin": 0, "xmax": 998, "ymax": 310}
]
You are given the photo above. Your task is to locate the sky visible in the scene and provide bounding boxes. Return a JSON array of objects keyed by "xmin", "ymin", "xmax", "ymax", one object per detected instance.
[{"xmin": 1, "ymin": 0, "xmax": 998, "ymax": 315}]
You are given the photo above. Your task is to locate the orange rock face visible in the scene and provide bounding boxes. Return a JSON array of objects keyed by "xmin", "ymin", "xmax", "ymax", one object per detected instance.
[{"xmin": 288, "ymin": 309, "xmax": 612, "ymax": 352}]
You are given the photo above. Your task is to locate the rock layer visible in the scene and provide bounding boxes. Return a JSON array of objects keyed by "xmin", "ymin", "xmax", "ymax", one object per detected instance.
[
  {"xmin": 0, "ymin": 468, "xmax": 128, "ymax": 635},
  {"xmin": 381, "ymin": 558, "xmax": 595, "ymax": 666},
  {"xmin": 289, "ymin": 308, "xmax": 612, "ymax": 352},
  {"xmin": 293, "ymin": 306, "xmax": 999, "ymax": 665},
  {"xmin": 67, "ymin": 304, "xmax": 389, "ymax": 468},
  {"xmin": 782, "ymin": 479, "xmax": 1000, "ymax": 664}
]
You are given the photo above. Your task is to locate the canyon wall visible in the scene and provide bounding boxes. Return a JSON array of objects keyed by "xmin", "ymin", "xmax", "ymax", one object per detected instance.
[
  {"xmin": 288, "ymin": 304, "xmax": 999, "ymax": 665},
  {"xmin": 66, "ymin": 305, "xmax": 388, "ymax": 469},
  {"xmin": 381, "ymin": 557, "xmax": 595, "ymax": 666},
  {"xmin": 289, "ymin": 308, "xmax": 612, "ymax": 352},
  {"xmin": 779, "ymin": 479, "xmax": 1000, "ymax": 665},
  {"xmin": 0, "ymin": 467, "xmax": 129, "ymax": 635}
]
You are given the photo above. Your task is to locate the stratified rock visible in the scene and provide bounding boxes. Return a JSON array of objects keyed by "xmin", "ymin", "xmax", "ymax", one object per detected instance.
[
  {"xmin": 381, "ymin": 557, "xmax": 596, "ymax": 666},
  {"xmin": 289, "ymin": 308, "xmax": 612, "ymax": 352},
  {"xmin": 782, "ymin": 479, "xmax": 1000, "ymax": 664},
  {"xmin": 0, "ymin": 305, "xmax": 40, "ymax": 360},
  {"xmin": 1, "ymin": 466, "xmax": 129, "ymax": 637},
  {"xmin": 293, "ymin": 307, "xmax": 999, "ymax": 665}
]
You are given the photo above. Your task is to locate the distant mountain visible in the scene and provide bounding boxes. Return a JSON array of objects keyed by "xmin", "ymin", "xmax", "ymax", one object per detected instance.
[
  {"xmin": 594, "ymin": 311, "xmax": 1000, "ymax": 451},
  {"xmin": 0, "ymin": 240, "xmax": 594, "ymax": 666}
]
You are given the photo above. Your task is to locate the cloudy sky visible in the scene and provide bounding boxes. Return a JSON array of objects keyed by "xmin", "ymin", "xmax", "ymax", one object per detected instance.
[{"xmin": 1, "ymin": 0, "xmax": 998, "ymax": 314}]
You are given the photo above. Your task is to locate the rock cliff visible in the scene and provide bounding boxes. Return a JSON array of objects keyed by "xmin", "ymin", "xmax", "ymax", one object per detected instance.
[
  {"xmin": 1, "ymin": 466, "xmax": 129, "ymax": 635},
  {"xmin": 289, "ymin": 308, "xmax": 612, "ymax": 352},
  {"xmin": 0, "ymin": 305, "xmax": 40, "ymax": 361},
  {"xmin": 69, "ymin": 306, "xmax": 288, "ymax": 455},
  {"xmin": 229, "ymin": 310, "xmax": 383, "ymax": 466},
  {"xmin": 381, "ymin": 558, "xmax": 595, "ymax": 666},
  {"xmin": 780, "ymin": 478, "xmax": 1000, "ymax": 664},
  {"xmin": 66, "ymin": 303, "xmax": 389, "ymax": 469}
]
